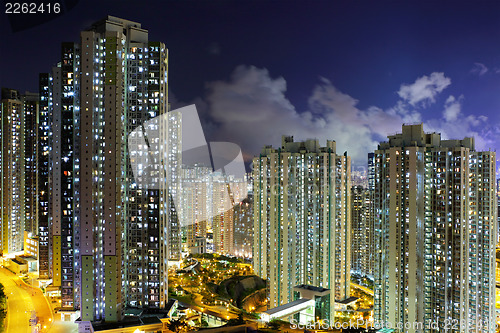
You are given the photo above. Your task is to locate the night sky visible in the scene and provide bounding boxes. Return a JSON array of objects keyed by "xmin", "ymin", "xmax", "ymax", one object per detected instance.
[{"xmin": 2, "ymin": 0, "xmax": 500, "ymax": 173}]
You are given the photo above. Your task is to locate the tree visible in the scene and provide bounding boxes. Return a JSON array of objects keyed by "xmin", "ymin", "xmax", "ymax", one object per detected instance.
[
  {"xmin": 0, "ymin": 283, "xmax": 5, "ymax": 300},
  {"xmin": 200, "ymin": 318, "xmax": 209, "ymax": 327},
  {"xmin": 227, "ymin": 312, "xmax": 245, "ymax": 326},
  {"xmin": 0, "ymin": 283, "xmax": 6, "ymax": 331},
  {"xmin": 267, "ymin": 318, "xmax": 280, "ymax": 330},
  {"xmin": 166, "ymin": 319, "xmax": 190, "ymax": 333}
]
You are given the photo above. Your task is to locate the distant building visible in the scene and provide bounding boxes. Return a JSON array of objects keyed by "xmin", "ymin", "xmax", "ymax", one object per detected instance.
[
  {"xmin": 351, "ymin": 185, "xmax": 373, "ymax": 277},
  {"xmin": 212, "ymin": 173, "xmax": 247, "ymax": 256},
  {"xmin": 351, "ymin": 153, "xmax": 375, "ymax": 278},
  {"xmin": 253, "ymin": 136, "xmax": 351, "ymax": 321},
  {"xmin": 374, "ymin": 124, "xmax": 496, "ymax": 332},
  {"xmin": 351, "ymin": 169, "xmax": 368, "ymax": 188},
  {"xmin": 181, "ymin": 165, "xmax": 247, "ymax": 257},
  {"xmin": 233, "ymin": 194, "xmax": 253, "ymax": 258},
  {"xmin": 181, "ymin": 164, "xmax": 212, "ymax": 251},
  {"xmin": 23, "ymin": 92, "xmax": 39, "ymax": 237}
]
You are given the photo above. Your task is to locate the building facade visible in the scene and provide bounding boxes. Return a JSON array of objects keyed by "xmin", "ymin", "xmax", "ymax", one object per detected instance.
[
  {"xmin": 181, "ymin": 166, "xmax": 248, "ymax": 257},
  {"xmin": 373, "ymin": 124, "xmax": 496, "ymax": 333},
  {"xmin": 253, "ymin": 136, "xmax": 351, "ymax": 320},
  {"xmin": 497, "ymin": 178, "xmax": 500, "ymax": 244},
  {"xmin": 233, "ymin": 193, "xmax": 253, "ymax": 258},
  {"xmin": 1, "ymin": 88, "xmax": 39, "ymax": 255},
  {"xmin": 23, "ymin": 92, "xmax": 39, "ymax": 237},
  {"xmin": 351, "ymin": 185, "xmax": 373, "ymax": 277},
  {"xmin": 38, "ymin": 74, "xmax": 50, "ymax": 279},
  {"xmin": 212, "ymin": 173, "xmax": 247, "ymax": 256},
  {"xmin": 39, "ymin": 16, "xmax": 171, "ymax": 322},
  {"xmin": 181, "ymin": 164, "xmax": 212, "ymax": 252}
]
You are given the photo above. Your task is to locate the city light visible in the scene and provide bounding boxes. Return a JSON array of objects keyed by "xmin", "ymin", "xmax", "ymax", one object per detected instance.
[{"xmin": 1, "ymin": 3, "xmax": 499, "ymax": 333}]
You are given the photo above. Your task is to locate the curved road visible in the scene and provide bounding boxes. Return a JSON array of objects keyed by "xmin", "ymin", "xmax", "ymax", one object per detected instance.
[
  {"xmin": 350, "ymin": 282, "xmax": 374, "ymax": 296},
  {"xmin": 0, "ymin": 268, "xmax": 52, "ymax": 333}
]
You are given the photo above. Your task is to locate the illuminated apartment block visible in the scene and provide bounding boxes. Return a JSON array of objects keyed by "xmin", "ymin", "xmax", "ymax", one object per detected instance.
[
  {"xmin": 497, "ymin": 178, "xmax": 500, "ymax": 243},
  {"xmin": 80, "ymin": 16, "xmax": 170, "ymax": 318},
  {"xmin": 233, "ymin": 193, "xmax": 253, "ymax": 258},
  {"xmin": 182, "ymin": 164, "xmax": 212, "ymax": 252},
  {"xmin": 181, "ymin": 166, "xmax": 247, "ymax": 256},
  {"xmin": 351, "ymin": 154, "xmax": 375, "ymax": 278},
  {"xmin": 253, "ymin": 136, "xmax": 351, "ymax": 321},
  {"xmin": 165, "ymin": 110, "xmax": 182, "ymax": 262},
  {"xmin": 366, "ymin": 152, "xmax": 375, "ymax": 276},
  {"xmin": 373, "ymin": 124, "xmax": 496, "ymax": 333},
  {"xmin": 23, "ymin": 92, "xmax": 39, "ymax": 237},
  {"xmin": 1, "ymin": 89, "xmax": 25, "ymax": 254},
  {"xmin": 43, "ymin": 43, "xmax": 80, "ymax": 309},
  {"xmin": 38, "ymin": 74, "xmax": 50, "ymax": 279},
  {"xmin": 212, "ymin": 173, "xmax": 247, "ymax": 256},
  {"xmin": 0, "ymin": 88, "xmax": 39, "ymax": 255},
  {"xmin": 40, "ymin": 16, "xmax": 171, "ymax": 322},
  {"xmin": 351, "ymin": 186, "xmax": 371, "ymax": 276}
]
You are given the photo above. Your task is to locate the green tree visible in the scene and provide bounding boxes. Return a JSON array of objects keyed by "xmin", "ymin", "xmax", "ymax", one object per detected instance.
[
  {"xmin": 267, "ymin": 318, "xmax": 280, "ymax": 330},
  {"xmin": 166, "ymin": 318, "xmax": 190, "ymax": 333},
  {"xmin": 227, "ymin": 312, "xmax": 245, "ymax": 326},
  {"xmin": 0, "ymin": 283, "xmax": 7, "ymax": 331}
]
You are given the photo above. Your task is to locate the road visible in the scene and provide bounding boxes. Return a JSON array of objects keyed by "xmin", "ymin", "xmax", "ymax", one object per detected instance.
[
  {"xmin": 181, "ymin": 291, "xmax": 238, "ymax": 321},
  {"xmin": 0, "ymin": 268, "xmax": 53, "ymax": 333}
]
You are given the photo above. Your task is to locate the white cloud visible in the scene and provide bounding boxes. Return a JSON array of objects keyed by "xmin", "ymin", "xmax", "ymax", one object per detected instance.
[
  {"xmin": 204, "ymin": 66, "xmax": 422, "ymax": 165},
  {"xmin": 442, "ymin": 95, "xmax": 462, "ymax": 122},
  {"xmin": 191, "ymin": 66, "xmax": 494, "ymax": 168},
  {"xmin": 470, "ymin": 62, "xmax": 488, "ymax": 76},
  {"xmin": 204, "ymin": 66, "xmax": 381, "ymax": 164},
  {"xmin": 397, "ymin": 72, "xmax": 451, "ymax": 106}
]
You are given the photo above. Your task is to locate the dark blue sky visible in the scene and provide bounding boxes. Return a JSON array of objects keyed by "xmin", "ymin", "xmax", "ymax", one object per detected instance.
[{"xmin": 2, "ymin": 0, "xmax": 500, "ymax": 170}]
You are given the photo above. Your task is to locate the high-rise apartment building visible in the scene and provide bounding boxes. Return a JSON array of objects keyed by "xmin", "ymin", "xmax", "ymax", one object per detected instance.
[
  {"xmin": 373, "ymin": 124, "xmax": 496, "ymax": 333},
  {"xmin": 42, "ymin": 42, "xmax": 80, "ymax": 309},
  {"xmin": 212, "ymin": 173, "xmax": 247, "ymax": 256},
  {"xmin": 253, "ymin": 136, "xmax": 351, "ymax": 321},
  {"xmin": 233, "ymin": 193, "xmax": 253, "ymax": 258},
  {"xmin": 497, "ymin": 178, "xmax": 500, "ymax": 243},
  {"xmin": 182, "ymin": 164, "xmax": 212, "ymax": 252},
  {"xmin": 165, "ymin": 110, "xmax": 182, "ymax": 262},
  {"xmin": 1, "ymin": 88, "xmax": 39, "ymax": 255},
  {"xmin": 38, "ymin": 74, "xmax": 50, "ymax": 279},
  {"xmin": 23, "ymin": 92, "xmax": 39, "ymax": 237},
  {"xmin": 40, "ymin": 16, "xmax": 171, "ymax": 322},
  {"xmin": 366, "ymin": 152, "xmax": 375, "ymax": 277},
  {"xmin": 351, "ymin": 185, "xmax": 373, "ymax": 276},
  {"xmin": 351, "ymin": 155, "xmax": 375, "ymax": 278},
  {"xmin": 181, "ymin": 166, "xmax": 247, "ymax": 256},
  {"xmin": 351, "ymin": 185, "xmax": 363, "ymax": 274}
]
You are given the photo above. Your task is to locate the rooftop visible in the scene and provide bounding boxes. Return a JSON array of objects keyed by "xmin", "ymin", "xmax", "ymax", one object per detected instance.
[
  {"xmin": 263, "ymin": 298, "xmax": 313, "ymax": 316},
  {"xmin": 294, "ymin": 284, "xmax": 329, "ymax": 293}
]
